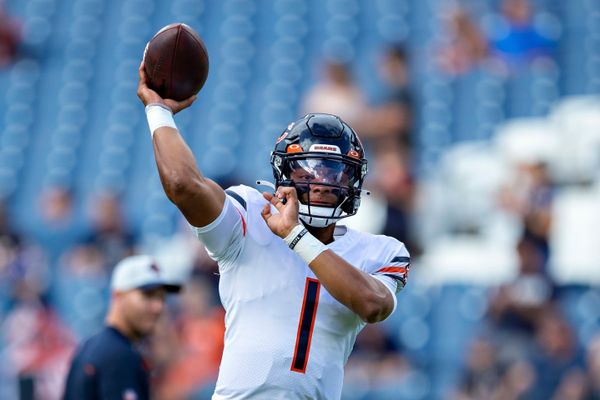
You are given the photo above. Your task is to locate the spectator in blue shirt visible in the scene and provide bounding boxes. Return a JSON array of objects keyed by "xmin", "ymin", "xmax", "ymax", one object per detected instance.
[
  {"xmin": 489, "ymin": 0, "xmax": 557, "ymax": 67},
  {"xmin": 63, "ymin": 255, "xmax": 181, "ymax": 400}
]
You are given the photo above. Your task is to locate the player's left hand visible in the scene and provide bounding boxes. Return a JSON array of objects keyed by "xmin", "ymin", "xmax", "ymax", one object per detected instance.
[{"xmin": 261, "ymin": 186, "xmax": 301, "ymax": 238}]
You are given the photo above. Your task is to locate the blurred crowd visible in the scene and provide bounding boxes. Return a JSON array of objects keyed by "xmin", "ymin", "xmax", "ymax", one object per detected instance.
[
  {"xmin": 0, "ymin": 1, "xmax": 20, "ymax": 68},
  {"xmin": 0, "ymin": 187, "xmax": 226, "ymax": 399},
  {"xmin": 436, "ymin": 0, "xmax": 556, "ymax": 76},
  {"xmin": 0, "ymin": 0, "xmax": 598, "ymax": 399}
]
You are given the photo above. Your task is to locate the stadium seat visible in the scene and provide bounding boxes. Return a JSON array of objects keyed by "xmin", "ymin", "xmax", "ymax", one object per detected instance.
[
  {"xmin": 434, "ymin": 141, "xmax": 513, "ymax": 233},
  {"xmin": 549, "ymin": 96, "xmax": 600, "ymax": 182},
  {"xmin": 59, "ymin": 82, "xmax": 89, "ymax": 106},
  {"xmin": 25, "ymin": 0, "xmax": 55, "ymax": 19},
  {"xmin": 73, "ymin": 0, "xmax": 104, "ymax": 17},
  {"xmin": 2, "ymin": 124, "xmax": 30, "ymax": 150},
  {"xmin": 275, "ymin": 15, "xmax": 307, "ymax": 37},
  {"xmin": 221, "ymin": 15, "xmax": 254, "ymax": 38},
  {"xmin": 549, "ymin": 186, "xmax": 600, "ymax": 285},
  {"xmin": 122, "ymin": 0, "xmax": 155, "ymax": 18},
  {"xmin": 224, "ymin": 0, "xmax": 256, "ymax": 16},
  {"xmin": 4, "ymin": 104, "xmax": 34, "ymax": 127},
  {"xmin": 493, "ymin": 117, "xmax": 560, "ymax": 165},
  {"xmin": 52, "ymin": 126, "xmax": 82, "ymax": 149},
  {"xmin": 418, "ymin": 235, "xmax": 518, "ymax": 285},
  {"xmin": 171, "ymin": 0, "xmax": 204, "ymax": 19}
]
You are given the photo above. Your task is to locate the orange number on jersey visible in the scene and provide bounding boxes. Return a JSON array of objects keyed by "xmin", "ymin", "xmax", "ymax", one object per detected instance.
[{"xmin": 290, "ymin": 278, "xmax": 320, "ymax": 373}]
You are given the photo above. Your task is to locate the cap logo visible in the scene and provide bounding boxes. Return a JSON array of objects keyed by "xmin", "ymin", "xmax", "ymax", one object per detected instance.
[
  {"xmin": 123, "ymin": 389, "xmax": 138, "ymax": 400},
  {"xmin": 150, "ymin": 263, "xmax": 160, "ymax": 274},
  {"xmin": 84, "ymin": 364, "xmax": 96, "ymax": 376},
  {"xmin": 309, "ymin": 144, "xmax": 341, "ymax": 154}
]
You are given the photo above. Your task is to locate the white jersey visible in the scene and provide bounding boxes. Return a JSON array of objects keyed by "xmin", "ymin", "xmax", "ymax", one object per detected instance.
[{"xmin": 192, "ymin": 185, "xmax": 410, "ymax": 400}]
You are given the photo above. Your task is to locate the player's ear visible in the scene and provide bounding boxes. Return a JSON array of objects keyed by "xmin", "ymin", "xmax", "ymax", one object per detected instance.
[{"xmin": 111, "ymin": 290, "xmax": 124, "ymax": 302}]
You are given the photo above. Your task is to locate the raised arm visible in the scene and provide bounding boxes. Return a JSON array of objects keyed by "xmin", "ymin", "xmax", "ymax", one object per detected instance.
[{"xmin": 137, "ymin": 62, "xmax": 225, "ymax": 227}]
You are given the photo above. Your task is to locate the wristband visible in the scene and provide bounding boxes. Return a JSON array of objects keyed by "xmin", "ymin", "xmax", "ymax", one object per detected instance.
[
  {"xmin": 284, "ymin": 224, "xmax": 327, "ymax": 265},
  {"xmin": 145, "ymin": 103, "xmax": 176, "ymax": 137}
]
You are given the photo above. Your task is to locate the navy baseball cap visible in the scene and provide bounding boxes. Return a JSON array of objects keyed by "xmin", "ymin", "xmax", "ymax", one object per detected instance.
[{"xmin": 110, "ymin": 255, "xmax": 182, "ymax": 293}]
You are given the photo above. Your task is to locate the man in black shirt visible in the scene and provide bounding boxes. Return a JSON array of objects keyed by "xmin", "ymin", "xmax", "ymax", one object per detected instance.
[{"xmin": 63, "ymin": 255, "xmax": 181, "ymax": 400}]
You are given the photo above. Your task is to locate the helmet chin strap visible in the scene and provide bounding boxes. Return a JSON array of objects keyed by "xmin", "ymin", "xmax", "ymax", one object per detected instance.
[
  {"xmin": 299, "ymin": 214, "xmax": 339, "ymax": 228},
  {"xmin": 298, "ymin": 203, "xmax": 343, "ymax": 228}
]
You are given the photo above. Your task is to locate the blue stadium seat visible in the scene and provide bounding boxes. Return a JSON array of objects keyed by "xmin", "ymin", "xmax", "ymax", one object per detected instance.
[
  {"xmin": 213, "ymin": 82, "xmax": 247, "ymax": 106},
  {"xmin": 221, "ymin": 15, "xmax": 254, "ymax": 38},
  {"xmin": 73, "ymin": 0, "xmax": 105, "ymax": 17},
  {"xmin": 224, "ymin": 0, "xmax": 256, "ymax": 16},
  {"xmin": 65, "ymin": 38, "xmax": 96, "ymax": 60},
  {"xmin": 274, "ymin": 0, "xmax": 306, "ymax": 15},
  {"xmin": 4, "ymin": 104, "xmax": 34, "ymax": 127},
  {"xmin": 171, "ymin": 0, "xmax": 204, "ymax": 19},
  {"xmin": 0, "ymin": 168, "xmax": 18, "ymax": 196},
  {"xmin": 221, "ymin": 37, "xmax": 255, "ymax": 63},
  {"xmin": 57, "ymin": 105, "xmax": 88, "ymax": 128},
  {"xmin": 59, "ymin": 82, "xmax": 89, "ymax": 106},
  {"xmin": 62, "ymin": 60, "xmax": 94, "ymax": 82},
  {"xmin": 270, "ymin": 60, "xmax": 303, "ymax": 83},
  {"xmin": 25, "ymin": 0, "xmax": 55, "ymax": 19},
  {"xmin": 51, "ymin": 126, "xmax": 82, "ymax": 149},
  {"xmin": 8, "ymin": 59, "xmax": 41, "ymax": 84},
  {"xmin": 103, "ymin": 124, "xmax": 135, "ymax": 148},
  {"xmin": 23, "ymin": 17, "xmax": 53, "ymax": 47},
  {"xmin": 118, "ymin": 16, "xmax": 151, "ymax": 42},
  {"xmin": 273, "ymin": 38, "xmax": 305, "ymax": 62},
  {"xmin": 122, "ymin": 0, "xmax": 155, "ymax": 18},
  {"xmin": 2, "ymin": 124, "xmax": 30, "ymax": 150},
  {"xmin": 275, "ymin": 15, "xmax": 308, "ymax": 37},
  {"xmin": 69, "ymin": 16, "xmax": 102, "ymax": 39},
  {"xmin": 206, "ymin": 124, "xmax": 241, "ymax": 147},
  {"xmin": 5, "ymin": 82, "xmax": 35, "ymax": 105}
]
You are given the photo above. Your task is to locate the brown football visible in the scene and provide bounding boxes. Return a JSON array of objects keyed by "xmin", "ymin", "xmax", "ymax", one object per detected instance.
[{"xmin": 144, "ymin": 23, "xmax": 209, "ymax": 101}]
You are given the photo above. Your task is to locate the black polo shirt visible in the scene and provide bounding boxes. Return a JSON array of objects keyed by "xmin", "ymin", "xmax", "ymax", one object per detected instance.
[{"xmin": 63, "ymin": 326, "xmax": 149, "ymax": 400}]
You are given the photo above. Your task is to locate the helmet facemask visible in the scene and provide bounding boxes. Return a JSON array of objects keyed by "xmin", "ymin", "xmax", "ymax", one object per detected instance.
[{"xmin": 272, "ymin": 153, "xmax": 367, "ymax": 228}]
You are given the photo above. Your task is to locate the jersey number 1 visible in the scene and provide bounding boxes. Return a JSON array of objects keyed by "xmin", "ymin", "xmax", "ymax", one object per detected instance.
[{"xmin": 291, "ymin": 278, "xmax": 321, "ymax": 373}]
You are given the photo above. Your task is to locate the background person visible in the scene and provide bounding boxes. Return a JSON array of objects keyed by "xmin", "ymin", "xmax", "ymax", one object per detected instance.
[{"xmin": 62, "ymin": 254, "xmax": 181, "ymax": 400}]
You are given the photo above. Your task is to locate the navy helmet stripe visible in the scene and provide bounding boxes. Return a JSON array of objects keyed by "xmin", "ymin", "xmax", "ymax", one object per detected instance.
[{"xmin": 391, "ymin": 256, "xmax": 410, "ymax": 264}]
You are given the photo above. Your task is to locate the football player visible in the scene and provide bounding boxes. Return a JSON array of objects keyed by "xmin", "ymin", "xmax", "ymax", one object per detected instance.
[{"xmin": 137, "ymin": 62, "xmax": 410, "ymax": 400}]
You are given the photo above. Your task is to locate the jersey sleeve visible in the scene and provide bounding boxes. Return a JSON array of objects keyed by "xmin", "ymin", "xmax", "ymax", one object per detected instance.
[
  {"xmin": 190, "ymin": 186, "xmax": 248, "ymax": 264},
  {"xmin": 368, "ymin": 238, "xmax": 411, "ymax": 316}
]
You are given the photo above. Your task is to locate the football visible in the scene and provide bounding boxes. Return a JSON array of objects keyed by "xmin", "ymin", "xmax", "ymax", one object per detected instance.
[{"xmin": 143, "ymin": 23, "xmax": 209, "ymax": 101}]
